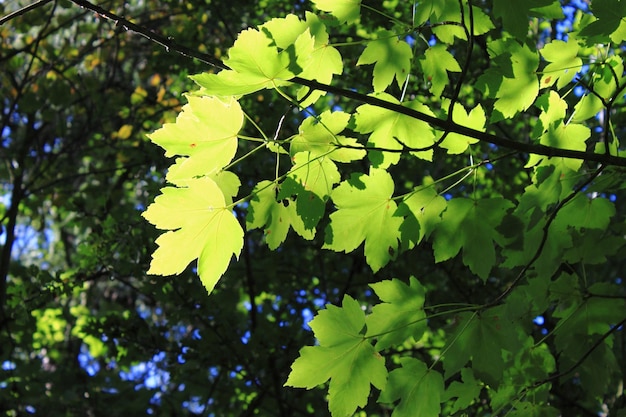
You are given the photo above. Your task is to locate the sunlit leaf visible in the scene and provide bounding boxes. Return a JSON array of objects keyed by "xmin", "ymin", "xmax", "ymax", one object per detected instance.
[
  {"xmin": 353, "ymin": 94, "xmax": 436, "ymax": 167},
  {"xmin": 148, "ymin": 95, "xmax": 243, "ymax": 183},
  {"xmin": 366, "ymin": 277, "xmax": 427, "ymax": 350},
  {"xmin": 191, "ymin": 27, "xmax": 314, "ymax": 95},
  {"xmin": 419, "ymin": 44, "xmax": 461, "ymax": 96},
  {"xmin": 285, "ymin": 295, "xmax": 387, "ymax": 417},
  {"xmin": 357, "ymin": 30, "xmax": 413, "ymax": 92},
  {"xmin": 312, "ymin": 0, "xmax": 362, "ymax": 23},
  {"xmin": 142, "ymin": 177, "xmax": 243, "ymax": 294},
  {"xmin": 324, "ymin": 169, "xmax": 403, "ymax": 272}
]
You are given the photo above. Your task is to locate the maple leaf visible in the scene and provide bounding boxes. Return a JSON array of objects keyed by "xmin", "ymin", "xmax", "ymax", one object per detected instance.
[
  {"xmin": 353, "ymin": 93, "xmax": 436, "ymax": 167},
  {"xmin": 246, "ymin": 180, "xmax": 316, "ymax": 249},
  {"xmin": 579, "ymin": 0, "xmax": 626, "ymax": 42},
  {"xmin": 539, "ymin": 38, "xmax": 582, "ymax": 89},
  {"xmin": 312, "ymin": 0, "xmax": 362, "ymax": 23},
  {"xmin": 477, "ymin": 39, "xmax": 539, "ymax": 119},
  {"xmin": 493, "ymin": 0, "xmax": 560, "ymax": 38},
  {"xmin": 289, "ymin": 110, "xmax": 365, "ymax": 163},
  {"xmin": 419, "ymin": 44, "xmax": 461, "ymax": 96},
  {"xmin": 439, "ymin": 102, "xmax": 484, "ymax": 154},
  {"xmin": 191, "ymin": 27, "xmax": 314, "ymax": 95},
  {"xmin": 397, "ymin": 185, "xmax": 447, "ymax": 250},
  {"xmin": 366, "ymin": 277, "xmax": 427, "ymax": 350},
  {"xmin": 260, "ymin": 13, "xmax": 343, "ymax": 106},
  {"xmin": 357, "ymin": 30, "xmax": 413, "ymax": 92},
  {"xmin": 285, "ymin": 295, "xmax": 387, "ymax": 417},
  {"xmin": 288, "ymin": 152, "xmax": 340, "ymax": 199},
  {"xmin": 378, "ymin": 358, "xmax": 444, "ymax": 417},
  {"xmin": 443, "ymin": 308, "xmax": 522, "ymax": 387},
  {"xmin": 442, "ymin": 368, "xmax": 483, "ymax": 414},
  {"xmin": 148, "ymin": 96, "xmax": 243, "ymax": 184},
  {"xmin": 432, "ymin": 197, "xmax": 513, "ymax": 280},
  {"xmin": 142, "ymin": 177, "xmax": 243, "ymax": 294},
  {"xmin": 324, "ymin": 169, "xmax": 403, "ymax": 272}
]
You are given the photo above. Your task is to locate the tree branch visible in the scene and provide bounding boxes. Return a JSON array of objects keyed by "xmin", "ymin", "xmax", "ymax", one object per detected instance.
[
  {"xmin": 66, "ymin": 0, "xmax": 626, "ymax": 168},
  {"xmin": 0, "ymin": 0, "xmax": 54, "ymax": 26}
]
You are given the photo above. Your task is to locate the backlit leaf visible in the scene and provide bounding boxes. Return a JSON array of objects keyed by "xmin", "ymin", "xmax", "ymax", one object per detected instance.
[
  {"xmin": 191, "ymin": 28, "xmax": 314, "ymax": 95},
  {"xmin": 148, "ymin": 96, "xmax": 243, "ymax": 183},
  {"xmin": 261, "ymin": 13, "xmax": 343, "ymax": 106},
  {"xmin": 443, "ymin": 308, "xmax": 521, "ymax": 387},
  {"xmin": 442, "ymin": 368, "xmax": 482, "ymax": 414},
  {"xmin": 246, "ymin": 180, "xmax": 315, "ymax": 249},
  {"xmin": 366, "ymin": 277, "xmax": 427, "ymax": 350},
  {"xmin": 357, "ymin": 30, "xmax": 413, "ymax": 92},
  {"xmin": 312, "ymin": 0, "xmax": 362, "ymax": 23},
  {"xmin": 288, "ymin": 151, "xmax": 340, "ymax": 198},
  {"xmin": 439, "ymin": 102, "xmax": 484, "ymax": 154},
  {"xmin": 290, "ymin": 110, "xmax": 365, "ymax": 163},
  {"xmin": 353, "ymin": 94, "xmax": 436, "ymax": 167},
  {"xmin": 540, "ymin": 38, "xmax": 582, "ymax": 89},
  {"xmin": 324, "ymin": 169, "xmax": 403, "ymax": 272},
  {"xmin": 419, "ymin": 44, "xmax": 461, "ymax": 96},
  {"xmin": 142, "ymin": 177, "xmax": 243, "ymax": 294},
  {"xmin": 285, "ymin": 295, "xmax": 387, "ymax": 417},
  {"xmin": 378, "ymin": 358, "xmax": 444, "ymax": 417}
]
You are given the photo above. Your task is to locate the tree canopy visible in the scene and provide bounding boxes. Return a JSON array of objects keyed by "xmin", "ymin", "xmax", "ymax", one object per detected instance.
[{"xmin": 3, "ymin": 0, "xmax": 626, "ymax": 416}]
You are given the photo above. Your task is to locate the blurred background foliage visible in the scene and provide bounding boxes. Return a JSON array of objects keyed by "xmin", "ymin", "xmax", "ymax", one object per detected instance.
[{"xmin": 2, "ymin": 0, "xmax": 626, "ymax": 416}]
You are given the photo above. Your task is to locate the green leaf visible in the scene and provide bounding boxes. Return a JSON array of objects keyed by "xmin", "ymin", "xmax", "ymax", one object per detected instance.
[
  {"xmin": 366, "ymin": 277, "xmax": 427, "ymax": 350},
  {"xmin": 477, "ymin": 39, "xmax": 539, "ymax": 119},
  {"xmin": 279, "ymin": 178, "xmax": 326, "ymax": 230},
  {"xmin": 572, "ymin": 92, "xmax": 604, "ymax": 122},
  {"xmin": 432, "ymin": 197, "xmax": 513, "ymax": 280},
  {"xmin": 528, "ymin": 120, "xmax": 590, "ymax": 171},
  {"xmin": 246, "ymin": 180, "xmax": 315, "ymax": 249},
  {"xmin": 324, "ymin": 169, "xmax": 403, "ymax": 272},
  {"xmin": 539, "ymin": 38, "xmax": 582, "ymax": 89},
  {"xmin": 288, "ymin": 151, "xmax": 340, "ymax": 198},
  {"xmin": 261, "ymin": 13, "xmax": 343, "ymax": 106},
  {"xmin": 439, "ymin": 102, "xmax": 484, "ymax": 154},
  {"xmin": 191, "ymin": 26, "xmax": 314, "ymax": 95},
  {"xmin": 556, "ymin": 194, "xmax": 615, "ymax": 231},
  {"xmin": 493, "ymin": 0, "xmax": 560, "ymax": 38},
  {"xmin": 397, "ymin": 185, "xmax": 447, "ymax": 250},
  {"xmin": 579, "ymin": 0, "xmax": 626, "ymax": 42},
  {"xmin": 433, "ymin": 5, "xmax": 495, "ymax": 43},
  {"xmin": 353, "ymin": 94, "xmax": 436, "ymax": 167},
  {"xmin": 443, "ymin": 308, "xmax": 521, "ymax": 387},
  {"xmin": 496, "ymin": 39, "xmax": 540, "ymax": 112},
  {"xmin": 378, "ymin": 358, "xmax": 444, "ymax": 417},
  {"xmin": 312, "ymin": 0, "xmax": 362, "ymax": 23},
  {"xmin": 534, "ymin": 91, "xmax": 568, "ymax": 134},
  {"xmin": 290, "ymin": 110, "xmax": 365, "ymax": 163},
  {"xmin": 419, "ymin": 44, "xmax": 461, "ymax": 96},
  {"xmin": 209, "ymin": 170, "xmax": 241, "ymax": 205},
  {"xmin": 357, "ymin": 30, "xmax": 413, "ymax": 92},
  {"xmin": 148, "ymin": 96, "xmax": 243, "ymax": 184},
  {"xmin": 285, "ymin": 295, "xmax": 387, "ymax": 417},
  {"xmin": 142, "ymin": 177, "xmax": 243, "ymax": 294},
  {"xmin": 442, "ymin": 368, "xmax": 482, "ymax": 414}
]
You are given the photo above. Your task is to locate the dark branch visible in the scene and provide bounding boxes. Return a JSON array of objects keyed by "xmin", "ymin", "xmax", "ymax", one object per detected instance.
[{"xmin": 0, "ymin": 0, "xmax": 54, "ymax": 26}]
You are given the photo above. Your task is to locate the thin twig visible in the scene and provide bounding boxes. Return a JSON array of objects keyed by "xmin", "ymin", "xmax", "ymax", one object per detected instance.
[{"xmin": 0, "ymin": 0, "xmax": 54, "ymax": 26}]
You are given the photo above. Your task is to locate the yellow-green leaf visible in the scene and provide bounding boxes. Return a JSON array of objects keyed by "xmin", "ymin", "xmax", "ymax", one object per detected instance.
[{"xmin": 142, "ymin": 177, "xmax": 243, "ymax": 294}]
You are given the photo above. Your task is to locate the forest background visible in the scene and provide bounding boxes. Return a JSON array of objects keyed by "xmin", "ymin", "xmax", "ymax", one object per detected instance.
[{"xmin": 2, "ymin": 0, "xmax": 626, "ymax": 416}]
